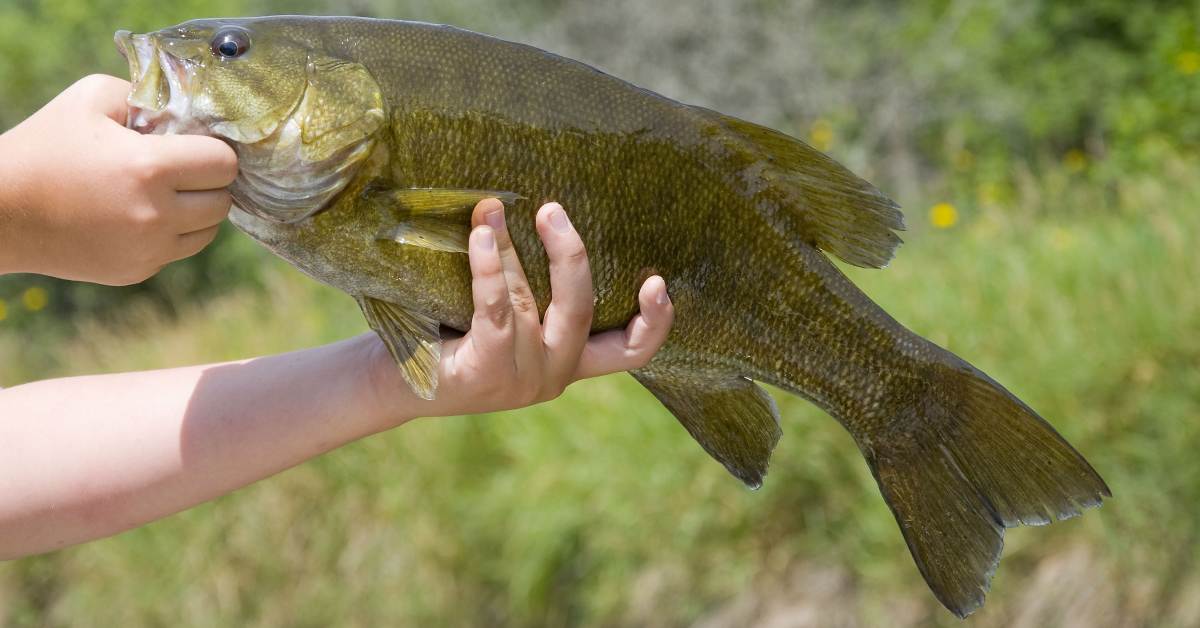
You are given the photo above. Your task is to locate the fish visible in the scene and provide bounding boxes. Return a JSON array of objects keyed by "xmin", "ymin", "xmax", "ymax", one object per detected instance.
[{"xmin": 115, "ymin": 16, "xmax": 1109, "ymax": 617}]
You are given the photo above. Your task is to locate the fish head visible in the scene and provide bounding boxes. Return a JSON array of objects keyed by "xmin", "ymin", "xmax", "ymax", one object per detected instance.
[
  {"xmin": 115, "ymin": 19, "xmax": 309, "ymax": 142},
  {"xmin": 116, "ymin": 18, "xmax": 386, "ymax": 223}
]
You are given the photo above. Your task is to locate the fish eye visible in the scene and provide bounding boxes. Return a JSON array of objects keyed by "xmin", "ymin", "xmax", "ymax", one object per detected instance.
[{"xmin": 211, "ymin": 29, "xmax": 250, "ymax": 59}]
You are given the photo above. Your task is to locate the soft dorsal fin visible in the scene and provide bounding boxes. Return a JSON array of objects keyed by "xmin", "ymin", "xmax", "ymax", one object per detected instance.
[
  {"xmin": 366, "ymin": 186, "xmax": 524, "ymax": 253},
  {"xmin": 709, "ymin": 112, "xmax": 905, "ymax": 269}
]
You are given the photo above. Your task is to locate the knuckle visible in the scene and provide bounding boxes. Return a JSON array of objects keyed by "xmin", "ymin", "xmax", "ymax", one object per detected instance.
[
  {"xmin": 562, "ymin": 241, "xmax": 589, "ymax": 265},
  {"xmin": 130, "ymin": 152, "xmax": 167, "ymax": 183},
  {"xmin": 483, "ymin": 300, "xmax": 513, "ymax": 329},
  {"xmin": 509, "ymin": 289, "xmax": 538, "ymax": 315},
  {"xmin": 129, "ymin": 205, "xmax": 163, "ymax": 231}
]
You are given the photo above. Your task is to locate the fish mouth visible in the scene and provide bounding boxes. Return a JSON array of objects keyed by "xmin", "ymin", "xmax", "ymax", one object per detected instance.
[{"xmin": 115, "ymin": 30, "xmax": 198, "ymax": 135}]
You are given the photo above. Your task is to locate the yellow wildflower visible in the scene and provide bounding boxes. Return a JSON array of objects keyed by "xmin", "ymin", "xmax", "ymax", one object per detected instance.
[
  {"xmin": 1063, "ymin": 149, "xmax": 1088, "ymax": 173},
  {"xmin": 929, "ymin": 203, "xmax": 958, "ymax": 229},
  {"xmin": 22, "ymin": 286, "xmax": 48, "ymax": 312},
  {"xmin": 1176, "ymin": 51, "xmax": 1200, "ymax": 75},
  {"xmin": 809, "ymin": 119, "xmax": 834, "ymax": 152},
  {"xmin": 0, "ymin": 299, "xmax": 7, "ymax": 322}
]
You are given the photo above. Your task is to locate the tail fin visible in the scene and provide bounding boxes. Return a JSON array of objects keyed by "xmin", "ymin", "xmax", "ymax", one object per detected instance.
[{"xmin": 863, "ymin": 360, "xmax": 1110, "ymax": 618}]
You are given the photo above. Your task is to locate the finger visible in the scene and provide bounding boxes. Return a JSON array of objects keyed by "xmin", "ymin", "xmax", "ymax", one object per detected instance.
[
  {"xmin": 172, "ymin": 225, "xmax": 221, "ymax": 261},
  {"xmin": 472, "ymin": 200, "xmax": 538, "ymax": 322},
  {"xmin": 143, "ymin": 134, "xmax": 239, "ymax": 191},
  {"xmin": 462, "ymin": 225, "xmax": 517, "ymax": 372},
  {"xmin": 573, "ymin": 275, "xmax": 674, "ymax": 380},
  {"xmin": 535, "ymin": 202, "xmax": 594, "ymax": 383},
  {"xmin": 171, "ymin": 189, "xmax": 232, "ymax": 233},
  {"xmin": 471, "ymin": 199, "xmax": 542, "ymax": 373}
]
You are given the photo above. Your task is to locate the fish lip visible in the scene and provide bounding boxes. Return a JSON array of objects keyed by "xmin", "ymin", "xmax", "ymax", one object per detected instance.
[
  {"xmin": 114, "ymin": 30, "xmax": 132, "ymax": 61},
  {"xmin": 116, "ymin": 29, "xmax": 198, "ymax": 135}
]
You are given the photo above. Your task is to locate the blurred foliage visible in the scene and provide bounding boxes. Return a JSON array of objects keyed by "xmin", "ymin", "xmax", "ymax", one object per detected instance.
[{"xmin": 1, "ymin": 0, "xmax": 1198, "ymax": 625}]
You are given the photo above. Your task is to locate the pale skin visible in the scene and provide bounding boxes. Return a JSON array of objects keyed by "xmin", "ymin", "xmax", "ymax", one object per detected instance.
[{"xmin": 0, "ymin": 77, "xmax": 674, "ymax": 560}]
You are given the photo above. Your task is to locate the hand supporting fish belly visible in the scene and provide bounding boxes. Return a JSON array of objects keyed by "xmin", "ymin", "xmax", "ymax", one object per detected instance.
[
  {"xmin": 116, "ymin": 16, "xmax": 1109, "ymax": 617},
  {"xmin": 364, "ymin": 197, "xmax": 676, "ymax": 418}
]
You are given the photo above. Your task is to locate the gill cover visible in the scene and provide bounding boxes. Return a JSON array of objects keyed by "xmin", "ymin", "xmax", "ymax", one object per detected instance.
[{"xmin": 232, "ymin": 54, "xmax": 385, "ymax": 223}]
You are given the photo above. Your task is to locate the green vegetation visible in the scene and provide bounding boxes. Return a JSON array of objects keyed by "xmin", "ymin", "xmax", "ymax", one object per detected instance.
[{"xmin": 1, "ymin": 0, "xmax": 1198, "ymax": 625}]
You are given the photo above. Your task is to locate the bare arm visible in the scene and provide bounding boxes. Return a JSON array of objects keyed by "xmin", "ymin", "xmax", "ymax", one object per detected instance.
[
  {"xmin": 0, "ymin": 337, "xmax": 387, "ymax": 557},
  {"xmin": 0, "ymin": 200, "xmax": 674, "ymax": 559}
]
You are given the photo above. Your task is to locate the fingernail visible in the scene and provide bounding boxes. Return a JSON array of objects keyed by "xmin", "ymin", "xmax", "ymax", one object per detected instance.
[
  {"xmin": 485, "ymin": 209, "xmax": 504, "ymax": 231},
  {"xmin": 477, "ymin": 226, "xmax": 495, "ymax": 250},
  {"xmin": 656, "ymin": 280, "xmax": 670, "ymax": 305},
  {"xmin": 550, "ymin": 206, "xmax": 571, "ymax": 233}
]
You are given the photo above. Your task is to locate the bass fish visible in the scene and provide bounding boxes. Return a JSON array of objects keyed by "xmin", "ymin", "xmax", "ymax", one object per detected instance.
[{"xmin": 115, "ymin": 16, "xmax": 1108, "ymax": 616}]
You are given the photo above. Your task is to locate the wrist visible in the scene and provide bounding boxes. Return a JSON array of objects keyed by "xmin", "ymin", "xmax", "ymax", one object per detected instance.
[
  {"xmin": 0, "ymin": 129, "xmax": 34, "ymax": 275},
  {"xmin": 357, "ymin": 333, "xmax": 425, "ymax": 430},
  {"xmin": 0, "ymin": 131, "xmax": 24, "ymax": 273}
]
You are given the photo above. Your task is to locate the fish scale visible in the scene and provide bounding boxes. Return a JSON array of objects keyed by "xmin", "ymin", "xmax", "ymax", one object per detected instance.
[{"xmin": 116, "ymin": 15, "xmax": 1109, "ymax": 617}]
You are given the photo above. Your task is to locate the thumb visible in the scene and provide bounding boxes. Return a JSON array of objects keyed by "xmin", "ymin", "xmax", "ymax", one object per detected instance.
[{"xmin": 72, "ymin": 74, "xmax": 134, "ymax": 126}]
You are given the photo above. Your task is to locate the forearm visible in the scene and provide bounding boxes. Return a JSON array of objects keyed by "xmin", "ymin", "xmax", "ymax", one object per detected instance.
[{"xmin": 0, "ymin": 334, "xmax": 402, "ymax": 559}]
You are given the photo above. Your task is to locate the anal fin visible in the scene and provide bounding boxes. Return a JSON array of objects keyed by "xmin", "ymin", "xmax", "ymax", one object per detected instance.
[
  {"xmin": 357, "ymin": 296, "xmax": 442, "ymax": 400},
  {"xmin": 633, "ymin": 369, "xmax": 782, "ymax": 489}
]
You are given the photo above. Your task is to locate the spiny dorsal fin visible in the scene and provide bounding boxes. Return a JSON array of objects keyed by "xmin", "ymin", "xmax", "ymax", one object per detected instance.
[
  {"xmin": 357, "ymin": 296, "xmax": 441, "ymax": 399},
  {"xmin": 709, "ymin": 112, "xmax": 904, "ymax": 268},
  {"xmin": 633, "ymin": 368, "xmax": 782, "ymax": 489},
  {"xmin": 367, "ymin": 186, "xmax": 524, "ymax": 253}
]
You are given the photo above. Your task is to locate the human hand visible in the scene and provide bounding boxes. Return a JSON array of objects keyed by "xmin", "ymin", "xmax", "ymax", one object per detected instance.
[
  {"xmin": 0, "ymin": 74, "xmax": 238, "ymax": 285},
  {"xmin": 368, "ymin": 198, "xmax": 674, "ymax": 422}
]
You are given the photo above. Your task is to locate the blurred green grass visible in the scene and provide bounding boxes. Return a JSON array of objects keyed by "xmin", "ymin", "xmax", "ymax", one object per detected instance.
[
  {"xmin": 2, "ymin": 0, "xmax": 1199, "ymax": 625},
  {"xmin": 2, "ymin": 157, "xmax": 1197, "ymax": 626}
]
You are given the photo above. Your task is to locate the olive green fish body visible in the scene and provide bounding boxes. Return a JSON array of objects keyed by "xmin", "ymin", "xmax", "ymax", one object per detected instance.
[
  {"xmin": 228, "ymin": 20, "xmax": 900, "ymax": 389},
  {"xmin": 118, "ymin": 17, "xmax": 1109, "ymax": 617}
]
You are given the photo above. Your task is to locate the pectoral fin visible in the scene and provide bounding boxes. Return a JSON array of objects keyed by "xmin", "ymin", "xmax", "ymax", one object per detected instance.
[
  {"xmin": 369, "ymin": 187, "xmax": 524, "ymax": 253},
  {"xmin": 357, "ymin": 296, "xmax": 441, "ymax": 400},
  {"xmin": 633, "ymin": 369, "xmax": 782, "ymax": 489}
]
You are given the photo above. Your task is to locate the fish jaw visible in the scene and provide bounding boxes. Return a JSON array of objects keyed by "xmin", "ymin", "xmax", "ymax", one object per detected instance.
[{"xmin": 114, "ymin": 30, "xmax": 205, "ymax": 136}]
